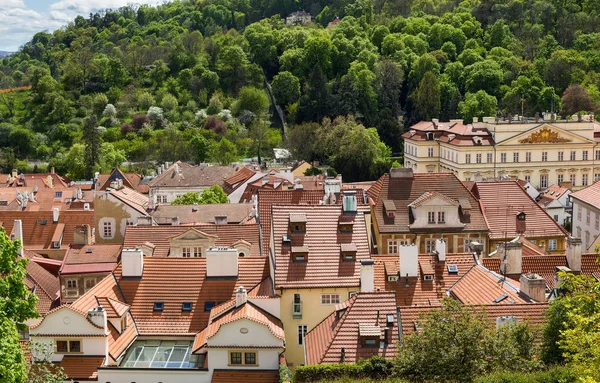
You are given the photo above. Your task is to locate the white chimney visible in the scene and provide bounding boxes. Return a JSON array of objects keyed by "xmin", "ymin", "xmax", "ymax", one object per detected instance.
[
  {"xmin": 13, "ymin": 220, "xmax": 23, "ymax": 256},
  {"xmin": 435, "ymin": 239, "xmax": 446, "ymax": 262},
  {"xmin": 566, "ymin": 236, "xmax": 582, "ymax": 272},
  {"xmin": 192, "ymin": 203, "xmax": 198, "ymax": 212},
  {"xmin": 148, "ymin": 195, "xmax": 156, "ymax": 210},
  {"xmin": 236, "ymin": 286, "xmax": 248, "ymax": 307},
  {"xmin": 399, "ymin": 245, "xmax": 418, "ymax": 277},
  {"xmin": 77, "ymin": 188, "xmax": 83, "ymax": 200},
  {"xmin": 53, "ymin": 207, "xmax": 59, "ymax": 223},
  {"xmin": 174, "ymin": 163, "xmax": 180, "ymax": 174},
  {"xmin": 206, "ymin": 248, "xmax": 238, "ymax": 277},
  {"xmin": 157, "ymin": 166, "xmax": 162, "ymax": 175},
  {"xmin": 360, "ymin": 259, "xmax": 375, "ymax": 292},
  {"xmin": 87, "ymin": 306, "xmax": 107, "ymax": 330},
  {"xmin": 121, "ymin": 248, "xmax": 144, "ymax": 277},
  {"xmin": 519, "ymin": 273, "xmax": 546, "ymax": 302},
  {"xmin": 473, "ymin": 117, "xmax": 479, "ymax": 123},
  {"xmin": 499, "ymin": 242, "xmax": 523, "ymax": 275},
  {"xmin": 171, "ymin": 216, "xmax": 180, "ymax": 226}
]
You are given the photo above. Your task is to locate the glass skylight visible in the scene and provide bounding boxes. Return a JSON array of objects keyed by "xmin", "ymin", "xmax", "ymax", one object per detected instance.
[{"xmin": 121, "ymin": 340, "xmax": 201, "ymax": 368}]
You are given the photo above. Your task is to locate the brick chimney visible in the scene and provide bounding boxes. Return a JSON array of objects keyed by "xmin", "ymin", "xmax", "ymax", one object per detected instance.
[
  {"xmin": 520, "ymin": 273, "xmax": 546, "ymax": 302},
  {"xmin": 566, "ymin": 236, "xmax": 582, "ymax": 272}
]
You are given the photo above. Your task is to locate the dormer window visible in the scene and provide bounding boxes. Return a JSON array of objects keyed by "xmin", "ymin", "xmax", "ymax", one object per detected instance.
[
  {"xmin": 423, "ymin": 274, "xmax": 434, "ymax": 282},
  {"xmin": 383, "ymin": 200, "xmax": 396, "ymax": 218},
  {"xmin": 291, "ymin": 246, "xmax": 309, "ymax": 262},
  {"xmin": 359, "ymin": 324, "xmax": 381, "ymax": 347},
  {"xmin": 428, "ymin": 211, "xmax": 436, "ymax": 224},
  {"xmin": 437, "ymin": 211, "xmax": 445, "ymax": 223},
  {"xmin": 340, "ymin": 243, "xmax": 357, "ymax": 262},
  {"xmin": 153, "ymin": 302, "xmax": 164, "ymax": 312},
  {"xmin": 289, "ymin": 213, "xmax": 307, "ymax": 233}
]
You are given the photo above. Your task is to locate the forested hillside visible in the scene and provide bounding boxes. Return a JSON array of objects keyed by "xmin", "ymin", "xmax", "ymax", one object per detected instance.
[{"xmin": 1, "ymin": 0, "xmax": 599, "ymax": 181}]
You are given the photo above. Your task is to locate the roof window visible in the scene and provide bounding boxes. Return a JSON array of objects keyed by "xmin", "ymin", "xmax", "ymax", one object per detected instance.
[
  {"xmin": 182, "ymin": 302, "xmax": 193, "ymax": 312},
  {"xmin": 153, "ymin": 302, "xmax": 164, "ymax": 312},
  {"xmin": 447, "ymin": 264, "xmax": 458, "ymax": 274},
  {"xmin": 204, "ymin": 301, "xmax": 215, "ymax": 312}
]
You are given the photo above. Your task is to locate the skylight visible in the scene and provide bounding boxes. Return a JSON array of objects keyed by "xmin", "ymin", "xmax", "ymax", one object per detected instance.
[
  {"xmin": 182, "ymin": 302, "xmax": 193, "ymax": 312},
  {"xmin": 121, "ymin": 340, "xmax": 201, "ymax": 368},
  {"xmin": 153, "ymin": 302, "xmax": 164, "ymax": 312},
  {"xmin": 447, "ymin": 264, "xmax": 458, "ymax": 274}
]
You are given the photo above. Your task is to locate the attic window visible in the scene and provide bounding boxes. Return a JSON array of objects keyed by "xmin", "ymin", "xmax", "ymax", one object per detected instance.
[
  {"xmin": 340, "ymin": 243, "xmax": 357, "ymax": 262},
  {"xmin": 447, "ymin": 264, "xmax": 458, "ymax": 274},
  {"xmin": 0, "ymin": 201, "xmax": 7, "ymax": 206},
  {"xmin": 386, "ymin": 314, "xmax": 394, "ymax": 327},
  {"xmin": 85, "ymin": 248, "xmax": 93, "ymax": 254},
  {"xmin": 55, "ymin": 192, "xmax": 62, "ymax": 198},
  {"xmin": 423, "ymin": 274, "xmax": 434, "ymax": 282},
  {"xmin": 204, "ymin": 302, "xmax": 215, "ymax": 312},
  {"xmin": 40, "ymin": 220, "xmax": 47, "ymax": 225},
  {"xmin": 282, "ymin": 234, "xmax": 291, "ymax": 245},
  {"xmin": 291, "ymin": 246, "xmax": 309, "ymax": 263},
  {"xmin": 182, "ymin": 302, "xmax": 193, "ymax": 312},
  {"xmin": 289, "ymin": 213, "xmax": 307, "ymax": 233},
  {"xmin": 359, "ymin": 324, "xmax": 381, "ymax": 347},
  {"xmin": 383, "ymin": 200, "xmax": 396, "ymax": 218},
  {"xmin": 153, "ymin": 302, "xmax": 164, "ymax": 312}
]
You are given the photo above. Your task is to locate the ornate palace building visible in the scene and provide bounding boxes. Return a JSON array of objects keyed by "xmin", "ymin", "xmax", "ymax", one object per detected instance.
[{"xmin": 402, "ymin": 115, "xmax": 600, "ymax": 190}]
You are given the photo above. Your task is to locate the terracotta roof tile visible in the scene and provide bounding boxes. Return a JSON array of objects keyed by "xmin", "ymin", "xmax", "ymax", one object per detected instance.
[
  {"xmin": 211, "ymin": 371, "xmax": 279, "ymax": 383},
  {"xmin": 371, "ymin": 173, "xmax": 488, "ymax": 234},
  {"xmin": 148, "ymin": 162, "xmax": 238, "ymax": 188},
  {"xmin": 473, "ymin": 181, "xmax": 568, "ymax": 239},
  {"xmin": 570, "ymin": 179, "xmax": 600, "ymax": 207},
  {"xmin": 481, "ymin": 256, "xmax": 568, "ymax": 289},
  {"xmin": 223, "ymin": 167, "xmax": 256, "ymax": 194},
  {"xmin": 305, "ymin": 292, "xmax": 398, "ymax": 365},
  {"xmin": 24, "ymin": 251, "xmax": 60, "ymax": 315},
  {"xmin": 205, "ymin": 301, "xmax": 284, "ymax": 342},
  {"xmin": 59, "ymin": 355, "xmax": 103, "ymax": 380},
  {"xmin": 107, "ymin": 187, "xmax": 149, "ymax": 215},
  {"xmin": 107, "ymin": 312, "xmax": 137, "ymax": 361},
  {"xmin": 60, "ymin": 244, "xmax": 121, "ymax": 275},
  {"xmin": 448, "ymin": 265, "xmax": 530, "ymax": 304},
  {"xmin": 151, "ymin": 203, "xmax": 254, "ymax": 225},
  {"xmin": 123, "ymin": 224, "xmax": 262, "ymax": 257},
  {"xmin": 272, "ymin": 205, "xmax": 370, "ymax": 289}
]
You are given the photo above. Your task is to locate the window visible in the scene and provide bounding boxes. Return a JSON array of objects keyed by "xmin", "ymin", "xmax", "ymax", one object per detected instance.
[
  {"xmin": 500, "ymin": 153, "xmax": 507, "ymax": 163},
  {"xmin": 476, "ymin": 154, "xmax": 482, "ymax": 163},
  {"xmin": 230, "ymin": 352, "xmax": 242, "ymax": 365},
  {"xmin": 182, "ymin": 302, "xmax": 193, "ymax": 312},
  {"xmin": 66, "ymin": 279, "xmax": 77, "ymax": 289},
  {"xmin": 513, "ymin": 152, "xmax": 519, "ymax": 162},
  {"xmin": 542, "ymin": 152, "xmax": 548, "ymax": 161},
  {"xmin": 321, "ymin": 294, "xmax": 340, "ymax": 305},
  {"xmin": 157, "ymin": 195, "xmax": 167, "ymax": 204},
  {"xmin": 583, "ymin": 151, "xmax": 588, "ymax": 160},
  {"xmin": 578, "ymin": 205, "xmax": 582, "ymax": 221},
  {"xmin": 525, "ymin": 175, "xmax": 531, "ymax": 183},
  {"xmin": 526, "ymin": 152, "xmax": 531, "ymax": 162},
  {"xmin": 583, "ymin": 174, "xmax": 589, "ymax": 186},
  {"xmin": 540, "ymin": 174, "xmax": 548, "ymax": 188},
  {"xmin": 298, "ymin": 325, "xmax": 308, "ymax": 345},
  {"xmin": 153, "ymin": 302, "xmax": 164, "ymax": 312},
  {"xmin": 428, "ymin": 211, "xmax": 436, "ymax": 224},
  {"xmin": 570, "ymin": 174, "xmax": 576, "ymax": 187},
  {"xmin": 244, "ymin": 352, "xmax": 257, "ymax": 365},
  {"xmin": 293, "ymin": 294, "xmax": 302, "ymax": 317},
  {"xmin": 596, "ymin": 173, "xmax": 600, "ymax": 182},
  {"xmin": 577, "ymin": 226, "xmax": 581, "ymax": 238},
  {"xmin": 558, "ymin": 151, "xmax": 564, "ymax": 161},
  {"xmin": 425, "ymin": 239, "xmax": 435, "ymax": 253},
  {"xmin": 596, "ymin": 150, "xmax": 600, "ymax": 160},
  {"xmin": 387, "ymin": 240, "xmax": 398, "ymax": 254},
  {"xmin": 84, "ymin": 278, "xmax": 96, "ymax": 292},
  {"xmin": 595, "ymin": 213, "xmax": 599, "ymax": 230},
  {"xmin": 587, "ymin": 210, "xmax": 591, "ymax": 225},
  {"xmin": 465, "ymin": 154, "xmax": 471, "ymax": 164},
  {"xmin": 428, "ymin": 148, "xmax": 434, "ymax": 157},
  {"xmin": 55, "ymin": 340, "xmax": 81, "ymax": 354},
  {"xmin": 102, "ymin": 221, "xmax": 112, "ymax": 238},
  {"xmin": 193, "ymin": 247, "xmax": 202, "ymax": 257},
  {"xmin": 548, "ymin": 239, "xmax": 557, "ymax": 251},
  {"xmin": 182, "ymin": 247, "xmax": 191, "ymax": 258},
  {"xmin": 204, "ymin": 302, "xmax": 215, "ymax": 312},
  {"xmin": 554, "ymin": 214, "xmax": 559, "ymax": 222},
  {"xmin": 121, "ymin": 340, "xmax": 200, "ymax": 368},
  {"xmin": 558, "ymin": 174, "xmax": 564, "ymax": 184},
  {"xmin": 487, "ymin": 153, "xmax": 493, "ymax": 163},
  {"xmin": 55, "ymin": 191, "xmax": 62, "ymax": 198},
  {"xmin": 570, "ymin": 151, "xmax": 576, "ymax": 161},
  {"xmin": 438, "ymin": 211, "xmax": 445, "ymax": 223}
]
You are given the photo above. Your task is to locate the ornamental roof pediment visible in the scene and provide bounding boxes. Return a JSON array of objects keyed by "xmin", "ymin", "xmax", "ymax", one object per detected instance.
[{"xmin": 497, "ymin": 124, "xmax": 594, "ymax": 145}]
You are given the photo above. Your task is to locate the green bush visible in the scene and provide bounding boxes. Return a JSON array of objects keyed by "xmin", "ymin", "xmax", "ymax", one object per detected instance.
[
  {"xmin": 474, "ymin": 366, "xmax": 580, "ymax": 383},
  {"xmin": 293, "ymin": 357, "xmax": 393, "ymax": 383}
]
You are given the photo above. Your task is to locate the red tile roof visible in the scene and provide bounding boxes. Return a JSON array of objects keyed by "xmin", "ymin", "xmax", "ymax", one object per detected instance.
[
  {"xmin": 59, "ymin": 355, "xmax": 103, "ymax": 380},
  {"xmin": 148, "ymin": 162, "xmax": 238, "ymax": 188},
  {"xmin": 60, "ymin": 244, "xmax": 121, "ymax": 275},
  {"xmin": 271, "ymin": 205, "xmax": 370, "ymax": 289},
  {"xmin": 374, "ymin": 254, "xmax": 477, "ymax": 306},
  {"xmin": 211, "ymin": 371, "xmax": 279, "ymax": 383},
  {"xmin": 106, "ymin": 186, "xmax": 149, "ymax": 215},
  {"xmin": 223, "ymin": 167, "xmax": 257, "ymax": 194},
  {"xmin": 570, "ymin": 179, "xmax": 600, "ymax": 207},
  {"xmin": 24, "ymin": 250, "xmax": 60, "ymax": 315},
  {"xmin": 370, "ymin": 172, "xmax": 488, "ymax": 234},
  {"xmin": 305, "ymin": 292, "xmax": 398, "ymax": 365},
  {"xmin": 481, "ymin": 256, "xmax": 568, "ymax": 289},
  {"xmin": 473, "ymin": 181, "xmax": 568, "ymax": 239},
  {"xmin": 123, "ymin": 224, "xmax": 262, "ymax": 257},
  {"xmin": 448, "ymin": 265, "xmax": 530, "ymax": 304}
]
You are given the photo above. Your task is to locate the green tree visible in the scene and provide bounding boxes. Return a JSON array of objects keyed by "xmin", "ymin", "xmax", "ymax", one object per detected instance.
[
  {"xmin": 560, "ymin": 85, "xmax": 597, "ymax": 117},
  {"xmin": 100, "ymin": 142, "xmax": 126, "ymax": 171},
  {"xmin": 236, "ymin": 86, "xmax": 269, "ymax": 116},
  {"xmin": 272, "ymin": 71, "xmax": 301, "ymax": 107},
  {"xmin": 82, "ymin": 116, "xmax": 102, "ymax": 179},
  {"xmin": 413, "ymin": 71, "xmax": 441, "ymax": 120},
  {"xmin": 198, "ymin": 185, "xmax": 229, "ymax": 204},
  {"xmin": 210, "ymin": 138, "xmax": 237, "ymax": 165},
  {"xmin": 65, "ymin": 143, "xmax": 87, "ymax": 180},
  {"xmin": 0, "ymin": 227, "xmax": 39, "ymax": 383},
  {"xmin": 459, "ymin": 90, "xmax": 498, "ymax": 124},
  {"xmin": 171, "ymin": 191, "xmax": 202, "ymax": 205}
]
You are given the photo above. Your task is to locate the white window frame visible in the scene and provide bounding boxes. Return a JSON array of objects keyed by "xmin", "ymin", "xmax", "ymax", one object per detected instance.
[
  {"xmin": 542, "ymin": 152, "xmax": 548, "ymax": 162},
  {"xmin": 428, "ymin": 211, "xmax": 436, "ymax": 224},
  {"xmin": 182, "ymin": 247, "xmax": 191, "ymax": 257},
  {"xmin": 526, "ymin": 152, "xmax": 531, "ymax": 162},
  {"xmin": 558, "ymin": 151, "xmax": 564, "ymax": 161},
  {"xmin": 437, "ymin": 211, "xmax": 445, "ymax": 223},
  {"xmin": 193, "ymin": 247, "xmax": 202, "ymax": 257},
  {"xmin": 293, "ymin": 293, "xmax": 302, "ymax": 317},
  {"xmin": 476, "ymin": 153, "xmax": 482, "ymax": 163},
  {"xmin": 102, "ymin": 221, "xmax": 113, "ymax": 238},
  {"xmin": 425, "ymin": 239, "xmax": 435, "ymax": 253},
  {"xmin": 513, "ymin": 152, "xmax": 519, "ymax": 163},
  {"xmin": 65, "ymin": 279, "xmax": 79, "ymax": 298},
  {"xmin": 320, "ymin": 293, "xmax": 340, "ymax": 305},
  {"xmin": 540, "ymin": 174, "xmax": 548, "ymax": 189},
  {"xmin": 583, "ymin": 174, "xmax": 588, "ymax": 186},
  {"xmin": 558, "ymin": 174, "xmax": 564, "ymax": 184},
  {"xmin": 84, "ymin": 277, "xmax": 97, "ymax": 292},
  {"xmin": 387, "ymin": 240, "xmax": 398, "ymax": 254},
  {"xmin": 548, "ymin": 239, "xmax": 557, "ymax": 251},
  {"xmin": 570, "ymin": 174, "xmax": 576, "ymax": 187},
  {"xmin": 487, "ymin": 153, "xmax": 493, "ymax": 163},
  {"xmin": 583, "ymin": 150, "xmax": 588, "ymax": 161},
  {"xmin": 298, "ymin": 325, "xmax": 307, "ymax": 345}
]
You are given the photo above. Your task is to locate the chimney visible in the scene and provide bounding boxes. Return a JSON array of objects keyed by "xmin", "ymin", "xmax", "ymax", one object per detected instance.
[
  {"xmin": 87, "ymin": 306, "xmax": 107, "ymax": 330},
  {"xmin": 555, "ymin": 266, "xmax": 572, "ymax": 288},
  {"xmin": 137, "ymin": 216, "xmax": 153, "ymax": 226},
  {"xmin": 499, "ymin": 242, "xmax": 523, "ymax": 275},
  {"xmin": 342, "ymin": 191, "xmax": 357, "ymax": 213},
  {"xmin": 74, "ymin": 224, "xmax": 92, "ymax": 246},
  {"xmin": 432, "ymin": 118, "xmax": 439, "ymax": 129},
  {"xmin": 13, "ymin": 220, "xmax": 23, "ymax": 256},
  {"xmin": 53, "ymin": 207, "xmax": 59, "ymax": 223},
  {"xmin": 11, "ymin": 169, "xmax": 17, "ymax": 178},
  {"xmin": 214, "ymin": 215, "xmax": 228, "ymax": 224},
  {"xmin": 173, "ymin": 163, "xmax": 180, "ymax": 174},
  {"xmin": 171, "ymin": 216, "xmax": 180, "ymax": 226},
  {"xmin": 360, "ymin": 259, "xmax": 375, "ymax": 292},
  {"xmin": 399, "ymin": 245, "xmax": 418, "ymax": 277},
  {"xmin": 192, "ymin": 203, "xmax": 198, "ymax": 212},
  {"xmin": 390, "ymin": 168, "xmax": 413, "ymax": 179},
  {"xmin": 435, "ymin": 239, "xmax": 446, "ymax": 262},
  {"xmin": 566, "ymin": 236, "xmax": 582, "ymax": 272},
  {"xmin": 50, "ymin": 167, "xmax": 55, "ymax": 174},
  {"xmin": 206, "ymin": 248, "xmax": 238, "ymax": 277},
  {"xmin": 520, "ymin": 273, "xmax": 546, "ymax": 302},
  {"xmin": 515, "ymin": 212, "xmax": 526, "ymax": 234},
  {"xmin": 148, "ymin": 195, "xmax": 156, "ymax": 210},
  {"xmin": 157, "ymin": 166, "xmax": 162, "ymax": 175},
  {"xmin": 121, "ymin": 248, "xmax": 144, "ymax": 277},
  {"xmin": 235, "ymin": 286, "xmax": 248, "ymax": 307}
]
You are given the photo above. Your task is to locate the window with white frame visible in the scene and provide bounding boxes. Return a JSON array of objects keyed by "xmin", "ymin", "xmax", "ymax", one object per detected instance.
[
  {"xmin": 558, "ymin": 174, "xmax": 564, "ymax": 184},
  {"xmin": 428, "ymin": 211, "xmax": 436, "ymax": 223},
  {"xmin": 438, "ymin": 211, "xmax": 445, "ymax": 223},
  {"xmin": 525, "ymin": 175, "xmax": 531, "ymax": 183},
  {"xmin": 596, "ymin": 150, "xmax": 600, "ymax": 160},
  {"xmin": 465, "ymin": 154, "xmax": 471, "ymax": 164},
  {"xmin": 583, "ymin": 151, "xmax": 588, "ymax": 160},
  {"xmin": 578, "ymin": 205, "xmax": 582, "ymax": 221},
  {"xmin": 193, "ymin": 247, "xmax": 202, "ymax": 257},
  {"xmin": 476, "ymin": 154, "xmax": 482, "ymax": 163},
  {"xmin": 321, "ymin": 294, "xmax": 340, "ymax": 305},
  {"xmin": 293, "ymin": 293, "xmax": 302, "ymax": 316},
  {"xmin": 570, "ymin": 151, "xmax": 576, "ymax": 161},
  {"xmin": 513, "ymin": 152, "xmax": 519, "ymax": 162},
  {"xmin": 500, "ymin": 153, "xmax": 507, "ymax": 163},
  {"xmin": 387, "ymin": 240, "xmax": 398, "ymax": 254},
  {"xmin": 65, "ymin": 279, "xmax": 78, "ymax": 297},
  {"xmin": 157, "ymin": 195, "xmax": 167, "ymax": 204},
  {"xmin": 298, "ymin": 325, "xmax": 307, "ymax": 345},
  {"xmin": 542, "ymin": 152, "xmax": 548, "ymax": 161},
  {"xmin": 558, "ymin": 151, "xmax": 564, "ymax": 161},
  {"xmin": 570, "ymin": 174, "xmax": 576, "ymax": 187},
  {"xmin": 548, "ymin": 239, "xmax": 557, "ymax": 251},
  {"xmin": 84, "ymin": 277, "xmax": 97, "ymax": 292},
  {"xmin": 182, "ymin": 247, "xmax": 191, "ymax": 257},
  {"xmin": 582, "ymin": 174, "xmax": 589, "ymax": 186},
  {"xmin": 540, "ymin": 174, "xmax": 548, "ymax": 188},
  {"xmin": 577, "ymin": 226, "xmax": 581, "ymax": 238},
  {"xmin": 102, "ymin": 221, "xmax": 113, "ymax": 238},
  {"xmin": 587, "ymin": 210, "xmax": 591, "ymax": 225},
  {"xmin": 487, "ymin": 153, "xmax": 493, "ymax": 163},
  {"xmin": 526, "ymin": 152, "xmax": 531, "ymax": 162},
  {"xmin": 428, "ymin": 148, "xmax": 434, "ymax": 157},
  {"xmin": 425, "ymin": 239, "xmax": 435, "ymax": 253}
]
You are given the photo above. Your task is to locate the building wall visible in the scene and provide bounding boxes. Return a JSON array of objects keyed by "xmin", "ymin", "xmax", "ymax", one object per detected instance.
[
  {"xmin": 571, "ymin": 199, "xmax": 600, "ymax": 251},
  {"xmin": 280, "ymin": 287, "xmax": 357, "ymax": 367},
  {"xmin": 60, "ymin": 272, "xmax": 111, "ymax": 303},
  {"xmin": 375, "ymin": 231, "xmax": 488, "ymax": 255},
  {"xmin": 149, "ymin": 186, "xmax": 209, "ymax": 205},
  {"xmin": 292, "ymin": 163, "xmax": 311, "ymax": 178},
  {"xmin": 489, "ymin": 236, "xmax": 566, "ymax": 254},
  {"xmin": 98, "ymin": 368, "xmax": 211, "ymax": 383},
  {"xmin": 94, "ymin": 193, "xmax": 145, "ymax": 244},
  {"xmin": 209, "ymin": 349, "xmax": 281, "ymax": 370}
]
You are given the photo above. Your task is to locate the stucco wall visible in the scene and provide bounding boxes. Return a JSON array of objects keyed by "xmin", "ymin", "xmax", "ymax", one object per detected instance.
[{"xmin": 98, "ymin": 368, "xmax": 211, "ymax": 383}]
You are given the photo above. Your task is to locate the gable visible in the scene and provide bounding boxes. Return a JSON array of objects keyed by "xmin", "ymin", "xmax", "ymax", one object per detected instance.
[
  {"xmin": 30, "ymin": 307, "xmax": 105, "ymax": 336},
  {"xmin": 497, "ymin": 124, "xmax": 594, "ymax": 146},
  {"xmin": 169, "ymin": 228, "xmax": 218, "ymax": 241},
  {"xmin": 208, "ymin": 318, "xmax": 283, "ymax": 348},
  {"xmin": 414, "ymin": 195, "xmax": 459, "ymax": 208}
]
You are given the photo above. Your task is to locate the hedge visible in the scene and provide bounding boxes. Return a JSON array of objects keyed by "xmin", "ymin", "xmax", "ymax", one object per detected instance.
[
  {"xmin": 474, "ymin": 366, "xmax": 580, "ymax": 383},
  {"xmin": 293, "ymin": 357, "xmax": 393, "ymax": 383}
]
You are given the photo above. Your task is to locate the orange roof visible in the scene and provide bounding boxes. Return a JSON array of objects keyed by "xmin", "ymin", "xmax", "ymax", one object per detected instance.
[
  {"xmin": 374, "ymin": 254, "xmax": 477, "ymax": 306},
  {"xmin": 211, "ymin": 371, "xmax": 279, "ymax": 383},
  {"xmin": 150, "ymin": 203, "xmax": 254, "ymax": 225},
  {"xmin": 305, "ymin": 292, "xmax": 398, "ymax": 365},
  {"xmin": 59, "ymin": 355, "xmax": 103, "ymax": 380},
  {"xmin": 113, "ymin": 257, "xmax": 270, "ymax": 335},
  {"xmin": 223, "ymin": 167, "xmax": 256, "ymax": 194},
  {"xmin": 24, "ymin": 250, "xmax": 60, "ymax": 315},
  {"xmin": 570, "ymin": 179, "xmax": 600, "ymax": 207},
  {"xmin": 123, "ymin": 224, "xmax": 262, "ymax": 257},
  {"xmin": 271, "ymin": 205, "xmax": 371, "ymax": 289},
  {"xmin": 106, "ymin": 186, "xmax": 149, "ymax": 215},
  {"xmin": 60, "ymin": 244, "xmax": 121, "ymax": 275},
  {"xmin": 399, "ymin": 303, "xmax": 548, "ymax": 337},
  {"xmin": 481, "ymin": 256, "xmax": 568, "ymax": 289},
  {"xmin": 448, "ymin": 265, "xmax": 531, "ymax": 304},
  {"xmin": 370, "ymin": 172, "xmax": 488, "ymax": 234},
  {"xmin": 473, "ymin": 181, "xmax": 568, "ymax": 239}
]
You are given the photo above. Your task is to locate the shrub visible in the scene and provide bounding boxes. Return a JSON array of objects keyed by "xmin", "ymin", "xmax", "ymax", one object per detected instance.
[
  {"xmin": 131, "ymin": 114, "xmax": 149, "ymax": 130},
  {"xmin": 294, "ymin": 364, "xmax": 363, "ymax": 383},
  {"xmin": 203, "ymin": 116, "xmax": 227, "ymax": 134},
  {"xmin": 474, "ymin": 366, "xmax": 580, "ymax": 383},
  {"xmin": 121, "ymin": 123, "xmax": 135, "ymax": 135}
]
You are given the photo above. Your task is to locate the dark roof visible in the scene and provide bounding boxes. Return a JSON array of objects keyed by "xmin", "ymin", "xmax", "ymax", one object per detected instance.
[
  {"xmin": 150, "ymin": 203, "xmax": 254, "ymax": 225},
  {"xmin": 148, "ymin": 162, "xmax": 238, "ymax": 188}
]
